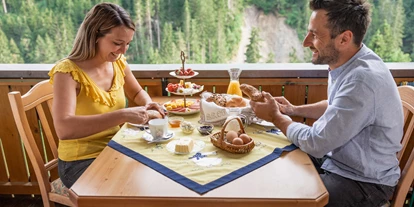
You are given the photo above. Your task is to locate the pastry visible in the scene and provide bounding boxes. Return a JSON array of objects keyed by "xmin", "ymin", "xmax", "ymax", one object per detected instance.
[
  {"xmin": 226, "ymin": 96, "xmax": 247, "ymax": 107},
  {"xmin": 206, "ymin": 94, "xmax": 227, "ymax": 107},
  {"xmin": 240, "ymin": 84, "xmax": 264, "ymax": 102},
  {"xmin": 175, "ymin": 138, "xmax": 194, "ymax": 153},
  {"xmin": 147, "ymin": 110, "xmax": 163, "ymax": 121}
]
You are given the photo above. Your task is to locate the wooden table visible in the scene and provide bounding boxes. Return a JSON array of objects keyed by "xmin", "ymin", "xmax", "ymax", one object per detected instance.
[{"xmin": 69, "ymin": 97, "xmax": 329, "ymax": 207}]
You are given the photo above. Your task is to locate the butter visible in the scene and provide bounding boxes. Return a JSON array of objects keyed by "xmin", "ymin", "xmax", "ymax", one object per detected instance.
[{"xmin": 175, "ymin": 138, "xmax": 194, "ymax": 154}]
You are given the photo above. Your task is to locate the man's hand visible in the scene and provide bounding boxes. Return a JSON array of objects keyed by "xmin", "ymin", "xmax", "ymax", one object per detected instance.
[
  {"xmin": 250, "ymin": 92, "xmax": 281, "ymax": 123},
  {"xmin": 274, "ymin": 96, "xmax": 295, "ymax": 116},
  {"xmin": 250, "ymin": 92, "xmax": 294, "ymax": 134}
]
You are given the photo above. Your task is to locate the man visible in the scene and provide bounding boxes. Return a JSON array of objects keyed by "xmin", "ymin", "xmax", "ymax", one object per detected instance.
[{"xmin": 250, "ymin": 0, "xmax": 404, "ymax": 206}]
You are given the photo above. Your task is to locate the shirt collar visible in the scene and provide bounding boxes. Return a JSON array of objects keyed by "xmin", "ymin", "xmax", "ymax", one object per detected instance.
[{"xmin": 329, "ymin": 44, "xmax": 368, "ymax": 80}]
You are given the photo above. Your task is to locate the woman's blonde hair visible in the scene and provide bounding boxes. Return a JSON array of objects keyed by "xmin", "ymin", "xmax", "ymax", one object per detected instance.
[{"xmin": 67, "ymin": 3, "xmax": 135, "ymax": 61}]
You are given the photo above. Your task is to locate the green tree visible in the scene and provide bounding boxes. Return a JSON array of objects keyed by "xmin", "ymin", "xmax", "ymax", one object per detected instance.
[
  {"xmin": 147, "ymin": 47, "xmax": 161, "ymax": 64},
  {"xmin": 145, "ymin": 0, "xmax": 153, "ymax": 48},
  {"xmin": 266, "ymin": 52, "xmax": 275, "ymax": 63},
  {"xmin": 212, "ymin": 0, "xmax": 227, "ymax": 63},
  {"xmin": 52, "ymin": 16, "xmax": 75, "ymax": 59},
  {"xmin": 189, "ymin": 19, "xmax": 203, "ymax": 63},
  {"xmin": 182, "ymin": 0, "xmax": 190, "ymax": 56},
  {"xmin": 0, "ymin": 28, "xmax": 12, "ymax": 63},
  {"xmin": 160, "ymin": 23, "xmax": 177, "ymax": 63},
  {"xmin": 33, "ymin": 34, "xmax": 57, "ymax": 63},
  {"xmin": 18, "ymin": 24, "xmax": 34, "ymax": 63},
  {"xmin": 402, "ymin": 0, "xmax": 414, "ymax": 58},
  {"xmin": 289, "ymin": 47, "xmax": 300, "ymax": 63},
  {"xmin": 369, "ymin": 21, "xmax": 411, "ymax": 62},
  {"xmin": 193, "ymin": 0, "xmax": 216, "ymax": 62},
  {"xmin": 247, "ymin": 0, "xmax": 278, "ymax": 14},
  {"xmin": 175, "ymin": 29, "xmax": 186, "ymax": 53},
  {"xmin": 245, "ymin": 28, "xmax": 262, "ymax": 63},
  {"xmin": 132, "ymin": 0, "xmax": 146, "ymax": 63},
  {"xmin": 9, "ymin": 38, "xmax": 24, "ymax": 63},
  {"xmin": 391, "ymin": 0, "xmax": 405, "ymax": 49}
]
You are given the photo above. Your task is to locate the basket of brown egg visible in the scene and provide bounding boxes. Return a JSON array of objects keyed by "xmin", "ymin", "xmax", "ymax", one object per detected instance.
[{"xmin": 210, "ymin": 117, "xmax": 254, "ymax": 154}]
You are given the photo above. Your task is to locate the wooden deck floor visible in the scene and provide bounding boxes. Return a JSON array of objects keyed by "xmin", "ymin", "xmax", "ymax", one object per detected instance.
[{"xmin": 0, "ymin": 195, "xmax": 68, "ymax": 207}]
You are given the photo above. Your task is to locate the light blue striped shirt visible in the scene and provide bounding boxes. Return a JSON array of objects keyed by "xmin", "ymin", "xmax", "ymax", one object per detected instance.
[{"xmin": 287, "ymin": 45, "xmax": 404, "ymax": 186}]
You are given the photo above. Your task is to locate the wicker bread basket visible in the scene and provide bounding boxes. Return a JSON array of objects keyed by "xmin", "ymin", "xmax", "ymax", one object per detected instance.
[{"xmin": 210, "ymin": 117, "xmax": 255, "ymax": 154}]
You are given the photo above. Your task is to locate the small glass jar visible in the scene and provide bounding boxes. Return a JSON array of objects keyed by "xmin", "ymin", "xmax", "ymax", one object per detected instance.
[
  {"xmin": 168, "ymin": 116, "xmax": 184, "ymax": 128},
  {"xmin": 180, "ymin": 121, "xmax": 195, "ymax": 134}
]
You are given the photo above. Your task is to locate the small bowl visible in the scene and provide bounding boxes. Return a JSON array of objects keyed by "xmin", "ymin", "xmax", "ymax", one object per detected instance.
[
  {"xmin": 168, "ymin": 116, "xmax": 184, "ymax": 128},
  {"xmin": 197, "ymin": 124, "xmax": 214, "ymax": 136},
  {"xmin": 180, "ymin": 121, "xmax": 195, "ymax": 134}
]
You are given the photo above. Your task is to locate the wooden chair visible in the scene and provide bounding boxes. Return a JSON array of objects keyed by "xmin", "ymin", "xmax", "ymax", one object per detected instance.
[
  {"xmin": 8, "ymin": 80, "xmax": 73, "ymax": 207},
  {"xmin": 391, "ymin": 85, "xmax": 414, "ymax": 207}
]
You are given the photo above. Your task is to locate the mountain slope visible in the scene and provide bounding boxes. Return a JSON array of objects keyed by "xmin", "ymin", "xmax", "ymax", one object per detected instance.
[{"xmin": 233, "ymin": 6, "xmax": 306, "ymax": 63}]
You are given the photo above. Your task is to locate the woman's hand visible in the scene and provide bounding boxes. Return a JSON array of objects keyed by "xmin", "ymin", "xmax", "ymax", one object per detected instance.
[
  {"xmin": 274, "ymin": 96, "xmax": 295, "ymax": 116},
  {"xmin": 145, "ymin": 102, "xmax": 166, "ymax": 118},
  {"xmin": 126, "ymin": 106, "xmax": 149, "ymax": 124}
]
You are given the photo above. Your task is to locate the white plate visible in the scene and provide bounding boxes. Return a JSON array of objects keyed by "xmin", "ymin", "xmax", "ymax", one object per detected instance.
[
  {"xmin": 163, "ymin": 99, "xmax": 201, "ymax": 115},
  {"xmin": 166, "ymin": 140, "xmax": 206, "ymax": 155},
  {"xmin": 142, "ymin": 131, "xmax": 175, "ymax": 143},
  {"xmin": 169, "ymin": 71, "xmax": 199, "ymax": 79},
  {"xmin": 165, "ymin": 85, "xmax": 204, "ymax": 96},
  {"xmin": 252, "ymin": 115, "xmax": 292, "ymax": 128},
  {"xmin": 253, "ymin": 120, "xmax": 276, "ymax": 127}
]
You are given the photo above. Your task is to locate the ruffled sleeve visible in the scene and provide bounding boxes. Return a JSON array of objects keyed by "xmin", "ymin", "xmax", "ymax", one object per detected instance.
[{"xmin": 48, "ymin": 59, "xmax": 83, "ymax": 85}]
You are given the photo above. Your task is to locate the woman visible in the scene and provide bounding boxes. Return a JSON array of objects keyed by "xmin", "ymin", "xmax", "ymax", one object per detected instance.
[{"xmin": 48, "ymin": 2, "xmax": 164, "ymax": 188}]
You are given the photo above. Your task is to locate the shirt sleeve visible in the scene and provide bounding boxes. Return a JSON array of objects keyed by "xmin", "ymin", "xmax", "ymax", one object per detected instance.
[{"xmin": 287, "ymin": 79, "xmax": 375, "ymax": 158}]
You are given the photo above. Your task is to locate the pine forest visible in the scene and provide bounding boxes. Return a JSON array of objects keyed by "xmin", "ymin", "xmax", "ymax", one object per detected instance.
[{"xmin": 0, "ymin": 0, "xmax": 413, "ymax": 64}]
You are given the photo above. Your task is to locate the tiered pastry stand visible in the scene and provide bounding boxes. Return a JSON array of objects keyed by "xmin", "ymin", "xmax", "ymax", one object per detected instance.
[{"xmin": 167, "ymin": 51, "xmax": 202, "ymax": 113}]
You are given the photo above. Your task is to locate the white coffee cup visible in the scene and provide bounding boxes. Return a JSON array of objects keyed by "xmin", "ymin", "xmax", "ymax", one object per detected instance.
[{"xmin": 148, "ymin": 118, "xmax": 168, "ymax": 139}]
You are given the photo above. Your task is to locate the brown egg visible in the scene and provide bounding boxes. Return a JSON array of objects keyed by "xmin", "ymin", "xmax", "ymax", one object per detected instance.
[
  {"xmin": 226, "ymin": 131, "xmax": 238, "ymax": 143},
  {"xmin": 232, "ymin": 137, "xmax": 244, "ymax": 145},
  {"xmin": 239, "ymin": 133, "xmax": 251, "ymax": 144}
]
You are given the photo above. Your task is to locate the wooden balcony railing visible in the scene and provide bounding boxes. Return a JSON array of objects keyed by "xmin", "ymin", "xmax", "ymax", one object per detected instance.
[{"xmin": 0, "ymin": 63, "xmax": 413, "ymax": 196}]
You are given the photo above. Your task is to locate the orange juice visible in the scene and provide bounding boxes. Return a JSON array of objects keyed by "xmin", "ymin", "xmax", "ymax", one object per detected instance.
[{"xmin": 227, "ymin": 80, "xmax": 242, "ymax": 96}]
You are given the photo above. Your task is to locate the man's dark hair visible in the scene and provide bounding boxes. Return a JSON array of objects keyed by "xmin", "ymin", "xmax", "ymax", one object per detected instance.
[{"xmin": 310, "ymin": 0, "xmax": 371, "ymax": 46}]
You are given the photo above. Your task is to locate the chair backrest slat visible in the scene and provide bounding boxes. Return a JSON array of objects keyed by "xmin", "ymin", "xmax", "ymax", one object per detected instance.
[{"xmin": 36, "ymin": 104, "xmax": 58, "ymax": 158}]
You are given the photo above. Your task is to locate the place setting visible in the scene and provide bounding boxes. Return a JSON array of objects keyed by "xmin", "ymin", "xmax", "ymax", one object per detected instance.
[{"xmin": 143, "ymin": 118, "xmax": 175, "ymax": 144}]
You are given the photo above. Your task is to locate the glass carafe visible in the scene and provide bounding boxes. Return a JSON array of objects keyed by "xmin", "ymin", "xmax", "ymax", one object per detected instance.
[
  {"xmin": 225, "ymin": 108, "xmax": 247, "ymax": 132},
  {"xmin": 227, "ymin": 68, "xmax": 242, "ymax": 96}
]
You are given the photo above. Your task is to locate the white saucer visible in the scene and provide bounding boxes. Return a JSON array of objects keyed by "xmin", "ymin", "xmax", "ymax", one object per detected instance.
[
  {"xmin": 166, "ymin": 140, "xmax": 205, "ymax": 155},
  {"xmin": 142, "ymin": 131, "xmax": 175, "ymax": 143},
  {"xmin": 252, "ymin": 115, "xmax": 292, "ymax": 128}
]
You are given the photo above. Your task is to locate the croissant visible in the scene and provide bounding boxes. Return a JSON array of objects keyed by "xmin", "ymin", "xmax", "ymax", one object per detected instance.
[
  {"xmin": 240, "ymin": 84, "xmax": 264, "ymax": 102},
  {"xmin": 226, "ymin": 96, "xmax": 247, "ymax": 107}
]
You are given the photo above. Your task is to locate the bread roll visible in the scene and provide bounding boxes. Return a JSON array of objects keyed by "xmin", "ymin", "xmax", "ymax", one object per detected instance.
[
  {"xmin": 147, "ymin": 110, "xmax": 163, "ymax": 120},
  {"xmin": 240, "ymin": 84, "xmax": 264, "ymax": 102},
  {"xmin": 226, "ymin": 96, "xmax": 247, "ymax": 107},
  {"xmin": 206, "ymin": 94, "xmax": 227, "ymax": 107}
]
